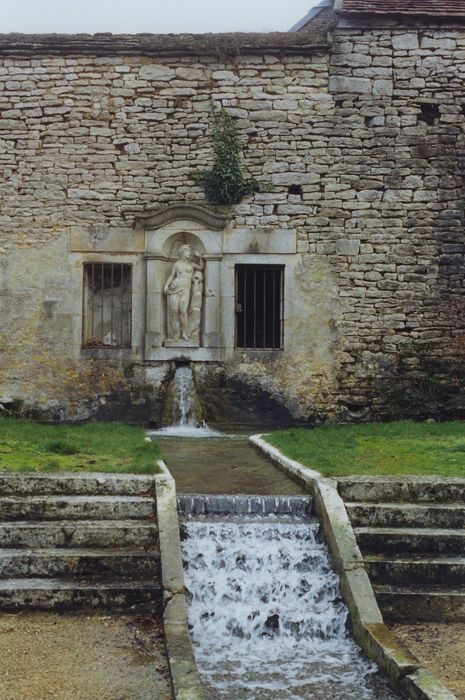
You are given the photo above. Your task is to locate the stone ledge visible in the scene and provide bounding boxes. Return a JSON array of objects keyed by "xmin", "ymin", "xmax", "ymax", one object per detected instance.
[
  {"xmin": 0, "ymin": 32, "xmax": 328, "ymax": 57},
  {"xmin": 154, "ymin": 461, "xmax": 205, "ymax": 700}
]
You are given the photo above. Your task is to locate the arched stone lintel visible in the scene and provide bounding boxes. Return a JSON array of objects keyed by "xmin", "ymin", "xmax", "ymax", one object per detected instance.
[{"xmin": 135, "ymin": 204, "xmax": 231, "ymax": 231}]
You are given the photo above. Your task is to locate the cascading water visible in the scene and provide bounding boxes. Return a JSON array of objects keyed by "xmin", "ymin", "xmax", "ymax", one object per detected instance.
[
  {"xmin": 169, "ymin": 364, "xmax": 198, "ymax": 427},
  {"xmin": 180, "ymin": 496, "xmax": 398, "ymax": 700},
  {"xmin": 150, "ymin": 365, "xmax": 221, "ymax": 437}
]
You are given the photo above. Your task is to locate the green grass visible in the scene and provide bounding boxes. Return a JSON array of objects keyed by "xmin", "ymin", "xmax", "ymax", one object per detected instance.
[
  {"xmin": 266, "ymin": 421, "xmax": 465, "ymax": 477},
  {"xmin": 0, "ymin": 419, "xmax": 161, "ymax": 474}
]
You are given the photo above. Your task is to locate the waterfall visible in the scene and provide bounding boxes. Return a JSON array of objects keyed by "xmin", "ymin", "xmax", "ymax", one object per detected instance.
[
  {"xmin": 149, "ymin": 365, "xmax": 221, "ymax": 437},
  {"xmin": 180, "ymin": 497, "xmax": 398, "ymax": 700},
  {"xmin": 169, "ymin": 365, "xmax": 199, "ymax": 427}
]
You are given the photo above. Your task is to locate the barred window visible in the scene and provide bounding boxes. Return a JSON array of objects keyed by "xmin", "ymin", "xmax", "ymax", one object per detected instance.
[
  {"xmin": 235, "ymin": 265, "xmax": 284, "ymax": 350},
  {"xmin": 82, "ymin": 263, "xmax": 132, "ymax": 348}
]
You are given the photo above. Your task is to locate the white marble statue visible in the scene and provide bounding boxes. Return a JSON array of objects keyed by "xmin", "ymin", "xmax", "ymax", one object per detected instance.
[{"xmin": 164, "ymin": 244, "xmax": 204, "ymax": 343}]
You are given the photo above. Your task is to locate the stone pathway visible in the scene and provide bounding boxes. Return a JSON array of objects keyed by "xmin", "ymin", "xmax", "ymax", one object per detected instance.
[
  {"xmin": 392, "ymin": 623, "xmax": 465, "ymax": 699},
  {"xmin": 157, "ymin": 434, "xmax": 304, "ymax": 494},
  {"xmin": 0, "ymin": 612, "xmax": 173, "ymax": 700}
]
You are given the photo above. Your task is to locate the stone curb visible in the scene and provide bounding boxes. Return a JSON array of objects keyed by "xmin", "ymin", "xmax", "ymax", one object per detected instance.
[
  {"xmin": 250, "ymin": 435, "xmax": 457, "ymax": 700},
  {"xmin": 154, "ymin": 460, "xmax": 205, "ymax": 700}
]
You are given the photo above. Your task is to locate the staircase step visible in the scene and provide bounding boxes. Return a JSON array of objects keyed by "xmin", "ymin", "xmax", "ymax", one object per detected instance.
[
  {"xmin": 366, "ymin": 555, "xmax": 465, "ymax": 586},
  {"xmin": 374, "ymin": 584, "xmax": 465, "ymax": 622},
  {"xmin": 0, "ymin": 548, "xmax": 161, "ymax": 579},
  {"xmin": 0, "ymin": 520, "xmax": 158, "ymax": 549},
  {"xmin": 0, "ymin": 473, "xmax": 155, "ymax": 497},
  {"xmin": 346, "ymin": 502, "xmax": 465, "ymax": 528},
  {"xmin": 338, "ymin": 476, "xmax": 465, "ymax": 504},
  {"xmin": 0, "ymin": 495, "xmax": 155, "ymax": 521},
  {"xmin": 0, "ymin": 578, "xmax": 162, "ymax": 612},
  {"xmin": 355, "ymin": 527, "xmax": 465, "ymax": 555}
]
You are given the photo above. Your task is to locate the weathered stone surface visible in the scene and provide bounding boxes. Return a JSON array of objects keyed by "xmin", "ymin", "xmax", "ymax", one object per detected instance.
[
  {"xmin": 329, "ymin": 75, "xmax": 372, "ymax": 93},
  {"xmin": 0, "ymin": 22, "xmax": 464, "ymax": 424},
  {"xmin": 155, "ymin": 463, "xmax": 206, "ymax": 699},
  {"xmin": 400, "ymin": 669, "xmax": 457, "ymax": 700},
  {"xmin": 139, "ymin": 64, "xmax": 175, "ymax": 80}
]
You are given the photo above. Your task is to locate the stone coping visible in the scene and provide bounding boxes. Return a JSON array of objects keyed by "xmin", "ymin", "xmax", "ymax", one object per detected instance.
[
  {"xmin": 250, "ymin": 435, "xmax": 457, "ymax": 700},
  {"xmin": 0, "ymin": 32, "xmax": 328, "ymax": 57},
  {"xmin": 154, "ymin": 460, "xmax": 205, "ymax": 700}
]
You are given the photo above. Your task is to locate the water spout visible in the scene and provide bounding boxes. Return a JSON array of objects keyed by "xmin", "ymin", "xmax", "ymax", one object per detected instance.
[
  {"xmin": 164, "ymin": 364, "xmax": 201, "ymax": 428},
  {"xmin": 149, "ymin": 365, "xmax": 222, "ymax": 437}
]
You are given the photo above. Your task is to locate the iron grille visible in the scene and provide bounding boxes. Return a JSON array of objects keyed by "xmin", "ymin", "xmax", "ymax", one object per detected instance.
[
  {"xmin": 82, "ymin": 263, "xmax": 132, "ymax": 348},
  {"xmin": 235, "ymin": 264, "xmax": 284, "ymax": 350}
]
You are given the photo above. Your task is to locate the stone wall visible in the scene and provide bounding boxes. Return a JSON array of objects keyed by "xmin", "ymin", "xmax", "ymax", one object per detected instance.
[
  {"xmin": 0, "ymin": 41, "xmax": 341, "ymax": 424},
  {"xmin": 326, "ymin": 26, "xmax": 465, "ymax": 419},
  {"xmin": 0, "ymin": 24, "xmax": 464, "ymax": 425}
]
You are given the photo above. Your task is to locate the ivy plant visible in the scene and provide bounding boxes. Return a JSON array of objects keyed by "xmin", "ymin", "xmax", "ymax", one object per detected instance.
[{"xmin": 190, "ymin": 104, "xmax": 259, "ymax": 205}]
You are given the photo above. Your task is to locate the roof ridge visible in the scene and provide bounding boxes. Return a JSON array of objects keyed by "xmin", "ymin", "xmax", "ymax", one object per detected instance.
[{"xmin": 340, "ymin": 0, "xmax": 465, "ymax": 16}]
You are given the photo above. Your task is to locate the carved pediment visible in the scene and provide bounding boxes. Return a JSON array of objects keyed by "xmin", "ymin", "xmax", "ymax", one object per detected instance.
[{"xmin": 135, "ymin": 204, "xmax": 231, "ymax": 231}]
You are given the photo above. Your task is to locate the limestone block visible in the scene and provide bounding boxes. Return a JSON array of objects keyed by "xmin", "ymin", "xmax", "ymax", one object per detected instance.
[
  {"xmin": 329, "ymin": 76, "xmax": 372, "ymax": 94},
  {"xmin": 373, "ymin": 80, "xmax": 393, "ymax": 96},
  {"xmin": 212, "ymin": 70, "xmax": 239, "ymax": 82},
  {"xmin": 139, "ymin": 64, "xmax": 175, "ymax": 81},
  {"xmin": 175, "ymin": 67, "xmax": 206, "ymax": 80},
  {"xmin": 336, "ymin": 239, "xmax": 361, "ymax": 256},
  {"xmin": 70, "ymin": 226, "xmax": 144, "ymax": 253},
  {"xmin": 331, "ymin": 53, "xmax": 372, "ymax": 67},
  {"xmin": 223, "ymin": 228, "xmax": 296, "ymax": 255},
  {"xmin": 392, "ymin": 34, "xmax": 419, "ymax": 51},
  {"xmin": 421, "ymin": 36, "xmax": 456, "ymax": 50}
]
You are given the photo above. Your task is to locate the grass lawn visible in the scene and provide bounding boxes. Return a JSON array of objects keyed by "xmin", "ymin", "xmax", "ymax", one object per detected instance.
[
  {"xmin": 266, "ymin": 421, "xmax": 465, "ymax": 478},
  {"xmin": 0, "ymin": 419, "xmax": 160, "ymax": 474}
]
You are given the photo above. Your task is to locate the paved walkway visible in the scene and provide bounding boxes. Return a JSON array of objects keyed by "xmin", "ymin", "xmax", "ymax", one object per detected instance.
[
  {"xmin": 392, "ymin": 622, "xmax": 465, "ymax": 699},
  {"xmin": 0, "ymin": 612, "xmax": 173, "ymax": 700}
]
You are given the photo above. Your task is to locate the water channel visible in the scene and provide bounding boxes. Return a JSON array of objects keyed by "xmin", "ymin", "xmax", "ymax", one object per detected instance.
[
  {"xmin": 148, "ymin": 366, "xmax": 400, "ymax": 699},
  {"xmin": 179, "ymin": 497, "xmax": 398, "ymax": 700}
]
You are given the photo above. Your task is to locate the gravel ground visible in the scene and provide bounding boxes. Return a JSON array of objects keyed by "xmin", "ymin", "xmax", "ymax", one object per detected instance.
[
  {"xmin": 392, "ymin": 623, "xmax": 465, "ymax": 699},
  {"xmin": 0, "ymin": 612, "xmax": 173, "ymax": 700}
]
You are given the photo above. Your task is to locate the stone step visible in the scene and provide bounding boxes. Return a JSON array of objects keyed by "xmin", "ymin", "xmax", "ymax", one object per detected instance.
[
  {"xmin": 0, "ymin": 548, "xmax": 161, "ymax": 579},
  {"xmin": 0, "ymin": 473, "xmax": 155, "ymax": 497},
  {"xmin": 338, "ymin": 477, "xmax": 465, "ymax": 504},
  {"xmin": 0, "ymin": 520, "xmax": 158, "ymax": 549},
  {"xmin": 346, "ymin": 502, "xmax": 465, "ymax": 529},
  {"xmin": 0, "ymin": 495, "xmax": 155, "ymax": 521},
  {"xmin": 355, "ymin": 527, "xmax": 465, "ymax": 556},
  {"xmin": 374, "ymin": 584, "xmax": 465, "ymax": 623},
  {"xmin": 0, "ymin": 578, "xmax": 162, "ymax": 612},
  {"xmin": 366, "ymin": 555, "xmax": 465, "ymax": 586}
]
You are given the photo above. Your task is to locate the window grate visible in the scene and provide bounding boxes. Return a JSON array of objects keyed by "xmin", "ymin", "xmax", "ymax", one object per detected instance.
[
  {"xmin": 82, "ymin": 263, "xmax": 132, "ymax": 348},
  {"xmin": 235, "ymin": 265, "xmax": 283, "ymax": 350}
]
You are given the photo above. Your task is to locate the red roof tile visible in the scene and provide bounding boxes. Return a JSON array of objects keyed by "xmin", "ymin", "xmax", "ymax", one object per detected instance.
[{"xmin": 341, "ymin": 0, "xmax": 465, "ymax": 16}]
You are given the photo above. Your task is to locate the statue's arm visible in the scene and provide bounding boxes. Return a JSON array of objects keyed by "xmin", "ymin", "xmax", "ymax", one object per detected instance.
[{"xmin": 192, "ymin": 254, "xmax": 204, "ymax": 271}]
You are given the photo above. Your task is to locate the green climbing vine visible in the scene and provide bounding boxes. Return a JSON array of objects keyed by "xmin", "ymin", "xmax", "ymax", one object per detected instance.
[{"xmin": 190, "ymin": 104, "xmax": 259, "ymax": 205}]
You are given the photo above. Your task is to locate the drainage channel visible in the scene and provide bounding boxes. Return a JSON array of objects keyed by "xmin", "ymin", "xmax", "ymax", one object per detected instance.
[{"xmin": 178, "ymin": 494, "xmax": 399, "ymax": 700}]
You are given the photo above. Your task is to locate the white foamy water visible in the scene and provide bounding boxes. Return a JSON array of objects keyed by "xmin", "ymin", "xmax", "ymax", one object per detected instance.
[
  {"xmin": 148, "ymin": 422, "xmax": 223, "ymax": 438},
  {"xmin": 182, "ymin": 518, "xmax": 398, "ymax": 700}
]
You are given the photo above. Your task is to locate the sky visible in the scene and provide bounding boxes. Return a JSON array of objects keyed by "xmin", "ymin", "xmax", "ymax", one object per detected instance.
[{"xmin": 0, "ymin": 0, "xmax": 321, "ymax": 34}]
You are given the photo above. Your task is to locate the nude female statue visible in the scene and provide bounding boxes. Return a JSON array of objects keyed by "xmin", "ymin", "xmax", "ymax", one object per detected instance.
[{"xmin": 164, "ymin": 244, "xmax": 204, "ymax": 342}]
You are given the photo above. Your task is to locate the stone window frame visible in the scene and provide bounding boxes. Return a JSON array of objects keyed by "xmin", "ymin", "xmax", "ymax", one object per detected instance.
[
  {"xmin": 234, "ymin": 263, "xmax": 285, "ymax": 351},
  {"xmin": 81, "ymin": 261, "xmax": 133, "ymax": 349}
]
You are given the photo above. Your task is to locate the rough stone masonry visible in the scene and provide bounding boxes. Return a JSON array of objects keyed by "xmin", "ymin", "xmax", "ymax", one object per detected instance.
[{"xmin": 0, "ymin": 1, "xmax": 464, "ymax": 426}]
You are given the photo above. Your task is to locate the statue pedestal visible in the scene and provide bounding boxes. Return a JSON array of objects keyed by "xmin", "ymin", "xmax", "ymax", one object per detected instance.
[{"xmin": 164, "ymin": 339, "xmax": 199, "ymax": 349}]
